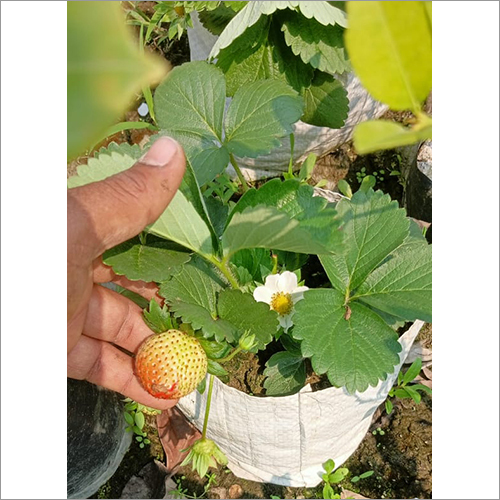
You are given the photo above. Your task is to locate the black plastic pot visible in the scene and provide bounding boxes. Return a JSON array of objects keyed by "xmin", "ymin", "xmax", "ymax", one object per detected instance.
[{"xmin": 67, "ymin": 379, "xmax": 131, "ymax": 499}]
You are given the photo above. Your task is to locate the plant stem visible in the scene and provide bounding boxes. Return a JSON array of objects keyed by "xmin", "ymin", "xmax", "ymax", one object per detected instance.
[
  {"xmin": 229, "ymin": 153, "xmax": 249, "ymax": 193},
  {"xmin": 207, "ymin": 256, "xmax": 240, "ymax": 289},
  {"xmin": 288, "ymin": 133, "xmax": 295, "ymax": 176},
  {"xmin": 201, "ymin": 375, "xmax": 215, "ymax": 439},
  {"xmin": 217, "ymin": 346, "xmax": 243, "ymax": 364}
]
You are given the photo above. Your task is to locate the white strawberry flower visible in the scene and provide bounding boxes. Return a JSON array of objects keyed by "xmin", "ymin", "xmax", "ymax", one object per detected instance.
[{"xmin": 253, "ymin": 271, "xmax": 308, "ymax": 332}]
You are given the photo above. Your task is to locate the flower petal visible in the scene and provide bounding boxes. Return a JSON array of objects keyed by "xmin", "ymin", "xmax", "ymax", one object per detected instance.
[
  {"xmin": 291, "ymin": 286, "xmax": 309, "ymax": 304},
  {"xmin": 264, "ymin": 273, "xmax": 280, "ymax": 292},
  {"xmin": 278, "ymin": 314, "xmax": 294, "ymax": 332},
  {"xmin": 277, "ymin": 271, "xmax": 298, "ymax": 293},
  {"xmin": 253, "ymin": 286, "xmax": 273, "ymax": 304}
]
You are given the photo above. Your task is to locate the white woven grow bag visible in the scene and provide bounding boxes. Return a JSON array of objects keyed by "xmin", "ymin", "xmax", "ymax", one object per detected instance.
[
  {"xmin": 187, "ymin": 12, "xmax": 388, "ymax": 180},
  {"xmin": 178, "ymin": 320, "xmax": 424, "ymax": 487}
]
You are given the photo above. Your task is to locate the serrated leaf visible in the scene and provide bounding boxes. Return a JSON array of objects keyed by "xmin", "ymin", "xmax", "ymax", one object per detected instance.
[
  {"xmin": 143, "ymin": 299, "xmax": 174, "ymax": 334},
  {"xmin": 263, "ymin": 351, "xmax": 306, "ymax": 396},
  {"xmin": 198, "ymin": 2, "xmax": 238, "ymax": 35},
  {"xmin": 402, "ymin": 357, "xmax": 423, "ymax": 385},
  {"xmin": 293, "ymin": 289, "xmax": 402, "ymax": 393},
  {"xmin": 355, "ymin": 245, "xmax": 432, "ymax": 322},
  {"xmin": 320, "ymin": 189, "xmax": 410, "ymax": 292},
  {"xmin": 222, "ymin": 205, "xmax": 331, "ymax": 257},
  {"xmin": 153, "ymin": 62, "xmax": 229, "ymax": 185},
  {"xmin": 297, "ymin": 1, "xmax": 347, "ymax": 27},
  {"xmin": 280, "ymin": 333, "xmax": 302, "ymax": 357},
  {"xmin": 102, "ymin": 236, "xmax": 191, "ymax": 282},
  {"xmin": 345, "ymin": 1, "xmax": 431, "ymax": 111},
  {"xmin": 217, "ymin": 16, "xmax": 314, "ymax": 96},
  {"xmin": 204, "ymin": 196, "xmax": 229, "ymax": 240},
  {"xmin": 209, "ymin": 1, "xmax": 298, "ymax": 59},
  {"xmin": 217, "ymin": 289, "xmax": 279, "ymax": 350},
  {"xmin": 159, "ymin": 260, "xmax": 236, "ymax": 342},
  {"xmin": 230, "ymin": 248, "xmax": 273, "ymax": 283},
  {"xmin": 225, "ymin": 79, "xmax": 303, "ymax": 158},
  {"xmin": 302, "ymin": 71, "xmax": 349, "ymax": 129},
  {"xmin": 354, "ymin": 119, "xmax": 432, "ymax": 155},
  {"xmin": 67, "ymin": 144, "xmax": 215, "ymax": 257},
  {"xmin": 226, "ymin": 179, "xmax": 342, "ymax": 252},
  {"xmin": 67, "ymin": 1, "xmax": 167, "ymax": 159},
  {"xmin": 281, "ymin": 11, "xmax": 351, "ymax": 76}
]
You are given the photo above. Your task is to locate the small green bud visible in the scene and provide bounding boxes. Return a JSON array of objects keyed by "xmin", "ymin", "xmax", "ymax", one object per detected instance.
[{"xmin": 239, "ymin": 333, "xmax": 256, "ymax": 351}]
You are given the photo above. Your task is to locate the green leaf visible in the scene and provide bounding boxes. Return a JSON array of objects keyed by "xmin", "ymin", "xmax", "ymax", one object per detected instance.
[
  {"xmin": 302, "ymin": 71, "xmax": 349, "ymax": 129},
  {"xmin": 280, "ymin": 334, "xmax": 303, "ymax": 357},
  {"xmin": 154, "ymin": 61, "xmax": 229, "ymax": 185},
  {"xmin": 385, "ymin": 399, "xmax": 393, "ymax": 414},
  {"xmin": 204, "ymin": 196, "xmax": 229, "ymax": 240},
  {"xmin": 345, "ymin": 1, "xmax": 432, "ymax": 111},
  {"xmin": 114, "ymin": 286, "xmax": 151, "ymax": 309},
  {"xmin": 329, "ymin": 467, "xmax": 349, "ymax": 483},
  {"xmin": 217, "ymin": 290, "xmax": 279, "ymax": 350},
  {"xmin": 196, "ymin": 337, "xmax": 232, "ymax": 360},
  {"xmin": 323, "ymin": 459, "xmax": 335, "ymax": 474},
  {"xmin": 281, "ymin": 11, "xmax": 351, "ymax": 76},
  {"xmin": 67, "ymin": 1, "xmax": 167, "ymax": 159},
  {"xmin": 159, "ymin": 260, "xmax": 235, "ymax": 342},
  {"xmin": 222, "ymin": 205, "xmax": 331, "ymax": 257},
  {"xmin": 319, "ymin": 189, "xmax": 410, "ymax": 292},
  {"xmin": 124, "ymin": 412, "xmax": 135, "ymax": 426},
  {"xmin": 299, "ymin": 153, "xmax": 317, "ymax": 181},
  {"xmin": 413, "ymin": 383, "xmax": 432, "ymax": 395},
  {"xmin": 394, "ymin": 387, "xmax": 413, "ymax": 399},
  {"xmin": 67, "ymin": 144, "xmax": 215, "ymax": 257},
  {"xmin": 359, "ymin": 470, "xmax": 375, "ymax": 479},
  {"xmin": 224, "ymin": 79, "xmax": 303, "ymax": 158},
  {"xmin": 297, "ymin": 1, "xmax": 347, "ymax": 27},
  {"xmin": 209, "ymin": 1, "xmax": 292, "ymax": 59},
  {"xmin": 230, "ymin": 248, "xmax": 273, "ymax": 283},
  {"xmin": 226, "ymin": 179, "xmax": 342, "ymax": 252},
  {"xmin": 403, "ymin": 385, "xmax": 422, "ymax": 404},
  {"xmin": 263, "ymin": 351, "xmax": 306, "ymax": 396},
  {"xmin": 355, "ymin": 245, "xmax": 432, "ymax": 323},
  {"xmin": 402, "ymin": 357, "xmax": 423, "ymax": 385},
  {"xmin": 197, "ymin": 378, "xmax": 207, "ymax": 394},
  {"xmin": 143, "ymin": 299, "xmax": 174, "ymax": 334},
  {"xmin": 293, "ymin": 289, "xmax": 402, "ymax": 393},
  {"xmin": 275, "ymin": 250, "xmax": 309, "ymax": 273},
  {"xmin": 354, "ymin": 119, "xmax": 432, "ymax": 155},
  {"xmin": 207, "ymin": 359, "xmax": 229, "ymax": 377},
  {"xmin": 217, "ymin": 16, "xmax": 314, "ymax": 96},
  {"xmin": 102, "ymin": 236, "xmax": 190, "ymax": 282},
  {"xmin": 134, "ymin": 411, "xmax": 145, "ymax": 430},
  {"xmin": 198, "ymin": 2, "xmax": 239, "ymax": 35},
  {"xmin": 323, "ymin": 484, "xmax": 335, "ymax": 500}
]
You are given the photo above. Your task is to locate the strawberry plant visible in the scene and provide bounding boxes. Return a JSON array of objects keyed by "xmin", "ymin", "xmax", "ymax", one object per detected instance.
[{"xmin": 68, "ymin": 1, "xmax": 432, "ymax": 481}]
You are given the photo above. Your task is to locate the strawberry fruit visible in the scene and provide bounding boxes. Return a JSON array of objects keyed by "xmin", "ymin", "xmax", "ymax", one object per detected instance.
[{"xmin": 135, "ymin": 329, "xmax": 207, "ymax": 399}]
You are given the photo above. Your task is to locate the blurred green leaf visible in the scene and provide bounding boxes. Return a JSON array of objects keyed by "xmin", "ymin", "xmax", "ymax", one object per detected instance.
[
  {"xmin": 345, "ymin": 1, "xmax": 432, "ymax": 111},
  {"xmin": 67, "ymin": 1, "xmax": 167, "ymax": 160}
]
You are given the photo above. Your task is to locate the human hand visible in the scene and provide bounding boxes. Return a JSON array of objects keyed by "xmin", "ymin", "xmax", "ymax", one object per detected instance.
[{"xmin": 67, "ymin": 136, "xmax": 186, "ymax": 409}]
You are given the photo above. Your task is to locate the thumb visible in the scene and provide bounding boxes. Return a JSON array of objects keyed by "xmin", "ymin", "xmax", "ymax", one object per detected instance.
[{"xmin": 68, "ymin": 136, "xmax": 186, "ymax": 258}]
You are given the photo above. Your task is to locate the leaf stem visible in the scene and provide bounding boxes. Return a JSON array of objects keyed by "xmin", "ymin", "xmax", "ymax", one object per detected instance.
[
  {"xmin": 217, "ymin": 346, "xmax": 243, "ymax": 364},
  {"xmin": 201, "ymin": 375, "xmax": 215, "ymax": 439},
  {"xmin": 288, "ymin": 133, "xmax": 295, "ymax": 176},
  {"xmin": 206, "ymin": 256, "xmax": 240, "ymax": 290},
  {"xmin": 229, "ymin": 153, "xmax": 250, "ymax": 193}
]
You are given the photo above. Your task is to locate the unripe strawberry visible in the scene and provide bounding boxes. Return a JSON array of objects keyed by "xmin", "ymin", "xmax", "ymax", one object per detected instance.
[{"xmin": 135, "ymin": 330, "xmax": 207, "ymax": 399}]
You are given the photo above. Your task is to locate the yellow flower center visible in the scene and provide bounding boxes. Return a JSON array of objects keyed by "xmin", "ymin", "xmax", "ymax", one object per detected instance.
[{"xmin": 270, "ymin": 292, "xmax": 293, "ymax": 316}]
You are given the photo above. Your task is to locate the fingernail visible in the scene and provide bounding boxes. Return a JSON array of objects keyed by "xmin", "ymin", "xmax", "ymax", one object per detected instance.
[{"xmin": 139, "ymin": 136, "xmax": 179, "ymax": 167}]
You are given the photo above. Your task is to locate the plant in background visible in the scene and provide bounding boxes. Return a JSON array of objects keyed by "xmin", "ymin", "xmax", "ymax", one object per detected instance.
[
  {"xmin": 385, "ymin": 357, "xmax": 432, "ymax": 414},
  {"xmin": 351, "ymin": 470, "xmax": 374, "ymax": 484},
  {"xmin": 345, "ymin": 1, "xmax": 432, "ymax": 153},
  {"xmin": 320, "ymin": 459, "xmax": 349, "ymax": 499},
  {"xmin": 123, "ymin": 398, "xmax": 160, "ymax": 448}
]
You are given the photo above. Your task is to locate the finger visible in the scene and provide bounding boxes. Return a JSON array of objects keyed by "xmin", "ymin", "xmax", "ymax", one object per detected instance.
[
  {"xmin": 68, "ymin": 335, "xmax": 177, "ymax": 410},
  {"xmin": 83, "ymin": 284, "xmax": 155, "ymax": 352},
  {"xmin": 93, "ymin": 257, "xmax": 162, "ymax": 304},
  {"xmin": 68, "ymin": 136, "xmax": 186, "ymax": 259}
]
